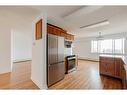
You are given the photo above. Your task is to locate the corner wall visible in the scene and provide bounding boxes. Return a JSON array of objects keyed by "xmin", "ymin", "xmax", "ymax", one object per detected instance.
[{"xmin": 31, "ymin": 14, "xmax": 47, "ymax": 89}]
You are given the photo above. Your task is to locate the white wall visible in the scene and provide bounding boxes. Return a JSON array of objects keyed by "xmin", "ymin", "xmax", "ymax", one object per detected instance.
[
  {"xmin": 12, "ymin": 29, "xmax": 32, "ymax": 62},
  {"xmin": 31, "ymin": 15, "xmax": 47, "ymax": 89},
  {"xmin": 73, "ymin": 39, "xmax": 99, "ymax": 61},
  {"xmin": 73, "ymin": 32, "xmax": 127, "ymax": 61},
  {"xmin": 0, "ymin": 27, "xmax": 11, "ymax": 74}
]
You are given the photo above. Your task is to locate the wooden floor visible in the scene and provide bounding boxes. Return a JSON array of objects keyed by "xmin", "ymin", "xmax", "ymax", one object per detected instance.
[
  {"xmin": 49, "ymin": 60, "xmax": 122, "ymax": 89},
  {"xmin": 0, "ymin": 60, "xmax": 122, "ymax": 89},
  {"xmin": 0, "ymin": 61, "xmax": 39, "ymax": 89}
]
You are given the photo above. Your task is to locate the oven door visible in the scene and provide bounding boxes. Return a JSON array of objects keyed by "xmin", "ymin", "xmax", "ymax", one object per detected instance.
[{"xmin": 68, "ymin": 58, "xmax": 76, "ymax": 70}]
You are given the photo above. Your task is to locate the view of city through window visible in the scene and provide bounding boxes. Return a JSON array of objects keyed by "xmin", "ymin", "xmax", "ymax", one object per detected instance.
[{"xmin": 91, "ymin": 38, "xmax": 124, "ymax": 54}]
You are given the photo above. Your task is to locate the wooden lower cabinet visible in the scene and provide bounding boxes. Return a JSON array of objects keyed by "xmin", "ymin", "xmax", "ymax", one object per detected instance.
[
  {"xmin": 114, "ymin": 58, "xmax": 122, "ymax": 78},
  {"xmin": 100, "ymin": 57, "xmax": 115, "ymax": 77},
  {"xmin": 121, "ymin": 68, "xmax": 127, "ymax": 89},
  {"xmin": 99, "ymin": 56, "xmax": 127, "ymax": 89}
]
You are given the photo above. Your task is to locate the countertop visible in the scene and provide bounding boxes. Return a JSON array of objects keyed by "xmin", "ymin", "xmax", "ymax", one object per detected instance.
[
  {"xmin": 100, "ymin": 54, "xmax": 125, "ymax": 58},
  {"xmin": 100, "ymin": 54, "xmax": 127, "ymax": 71}
]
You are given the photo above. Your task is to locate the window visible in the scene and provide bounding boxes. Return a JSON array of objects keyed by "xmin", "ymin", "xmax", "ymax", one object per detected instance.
[
  {"xmin": 91, "ymin": 40, "xmax": 98, "ymax": 53},
  {"xmin": 99, "ymin": 39, "xmax": 113, "ymax": 53},
  {"xmin": 114, "ymin": 38, "xmax": 124, "ymax": 54},
  {"xmin": 91, "ymin": 38, "xmax": 124, "ymax": 54}
]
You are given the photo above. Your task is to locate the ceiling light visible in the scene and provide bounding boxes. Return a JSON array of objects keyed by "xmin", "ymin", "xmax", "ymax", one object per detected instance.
[
  {"xmin": 96, "ymin": 32, "xmax": 104, "ymax": 40},
  {"xmin": 80, "ymin": 20, "xmax": 109, "ymax": 29}
]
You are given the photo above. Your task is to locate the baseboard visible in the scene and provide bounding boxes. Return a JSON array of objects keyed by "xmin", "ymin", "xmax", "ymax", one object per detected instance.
[
  {"xmin": 0, "ymin": 71, "xmax": 11, "ymax": 75},
  {"xmin": 13, "ymin": 58, "xmax": 32, "ymax": 63},
  {"xmin": 31, "ymin": 76, "xmax": 48, "ymax": 89},
  {"xmin": 78, "ymin": 58, "xmax": 99, "ymax": 62}
]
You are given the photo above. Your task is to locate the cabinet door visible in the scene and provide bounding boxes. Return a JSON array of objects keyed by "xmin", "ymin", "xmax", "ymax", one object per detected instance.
[
  {"xmin": 68, "ymin": 34, "xmax": 72, "ymax": 40},
  {"xmin": 52, "ymin": 27, "xmax": 57, "ymax": 35},
  {"xmin": 106, "ymin": 58, "xmax": 115, "ymax": 76},
  {"xmin": 47, "ymin": 24, "xmax": 54, "ymax": 34},
  {"xmin": 100, "ymin": 57, "xmax": 115, "ymax": 76},
  {"xmin": 100, "ymin": 57, "xmax": 107, "ymax": 74},
  {"xmin": 64, "ymin": 34, "xmax": 74, "ymax": 41},
  {"xmin": 65, "ymin": 34, "xmax": 68, "ymax": 40},
  {"xmin": 114, "ymin": 58, "xmax": 122, "ymax": 78},
  {"xmin": 66, "ymin": 34, "xmax": 70, "ymax": 40},
  {"xmin": 60, "ymin": 30, "xmax": 65, "ymax": 37},
  {"xmin": 47, "ymin": 25, "xmax": 55, "ymax": 35},
  {"xmin": 64, "ymin": 33, "xmax": 67, "ymax": 40},
  {"xmin": 57, "ymin": 28, "xmax": 61, "ymax": 36},
  {"xmin": 71, "ymin": 35, "xmax": 74, "ymax": 40},
  {"xmin": 47, "ymin": 24, "xmax": 50, "ymax": 33},
  {"xmin": 54, "ymin": 27, "xmax": 61, "ymax": 36},
  {"xmin": 36, "ymin": 19, "xmax": 42, "ymax": 40}
]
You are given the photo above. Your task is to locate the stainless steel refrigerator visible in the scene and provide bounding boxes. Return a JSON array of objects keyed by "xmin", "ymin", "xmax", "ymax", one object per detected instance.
[{"xmin": 47, "ymin": 34, "xmax": 65, "ymax": 87}]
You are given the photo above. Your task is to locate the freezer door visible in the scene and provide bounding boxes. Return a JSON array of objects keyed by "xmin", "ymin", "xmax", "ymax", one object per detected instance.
[
  {"xmin": 48, "ymin": 34, "xmax": 58, "ymax": 65},
  {"xmin": 48, "ymin": 62, "xmax": 64, "ymax": 86},
  {"xmin": 58, "ymin": 36, "xmax": 64, "ymax": 62}
]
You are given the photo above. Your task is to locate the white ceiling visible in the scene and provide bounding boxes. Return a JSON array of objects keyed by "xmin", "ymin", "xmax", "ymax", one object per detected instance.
[
  {"xmin": 0, "ymin": 6, "xmax": 40, "ymax": 31},
  {"xmin": 0, "ymin": 6, "xmax": 127, "ymax": 38},
  {"xmin": 31, "ymin": 6, "xmax": 83, "ymax": 30},
  {"xmin": 64, "ymin": 6, "xmax": 127, "ymax": 38}
]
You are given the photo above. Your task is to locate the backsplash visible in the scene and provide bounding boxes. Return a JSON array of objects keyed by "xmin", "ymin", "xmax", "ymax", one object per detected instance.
[{"xmin": 64, "ymin": 48, "xmax": 72, "ymax": 56}]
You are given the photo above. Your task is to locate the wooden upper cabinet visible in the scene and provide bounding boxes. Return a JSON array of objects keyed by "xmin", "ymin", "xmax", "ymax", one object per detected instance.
[
  {"xmin": 69, "ymin": 34, "xmax": 72, "ymax": 40},
  {"xmin": 47, "ymin": 24, "xmax": 53, "ymax": 34},
  {"xmin": 36, "ymin": 19, "xmax": 42, "ymax": 40},
  {"xmin": 47, "ymin": 25, "xmax": 51, "ymax": 33},
  {"xmin": 71, "ymin": 35, "xmax": 74, "ymax": 40},
  {"xmin": 64, "ymin": 33, "xmax": 74, "ymax": 41},
  {"xmin": 55, "ymin": 27, "xmax": 61, "ymax": 36},
  {"xmin": 59, "ymin": 29, "xmax": 64, "ymax": 37},
  {"xmin": 52, "ymin": 27, "xmax": 57, "ymax": 35},
  {"xmin": 64, "ymin": 33, "xmax": 68, "ymax": 40},
  {"xmin": 47, "ymin": 23, "xmax": 74, "ymax": 41},
  {"xmin": 67, "ymin": 34, "xmax": 70, "ymax": 40},
  {"xmin": 47, "ymin": 24, "xmax": 60, "ymax": 35}
]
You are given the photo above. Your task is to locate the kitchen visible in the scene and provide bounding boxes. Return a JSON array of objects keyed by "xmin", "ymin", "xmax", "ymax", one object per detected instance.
[
  {"xmin": 0, "ymin": 5, "xmax": 127, "ymax": 91},
  {"xmin": 34, "ymin": 6, "xmax": 127, "ymax": 89},
  {"xmin": 45, "ymin": 23, "xmax": 127, "ymax": 89},
  {"xmin": 1, "ymin": 1, "xmax": 127, "ymax": 95},
  {"xmin": 47, "ymin": 23, "xmax": 77, "ymax": 87}
]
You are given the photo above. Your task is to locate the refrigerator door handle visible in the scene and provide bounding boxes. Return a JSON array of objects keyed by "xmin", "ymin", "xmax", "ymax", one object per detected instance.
[
  {"xmin": 58, "ymin": 61, "xmax": 64, "ymax": 63},
  {"xmin": 48, "ymin": 64, "xmax": 50, "ymax": 67},
  {"xmin": 49, "ymin": 61, "xmax": 64, "ymax": 66}
]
